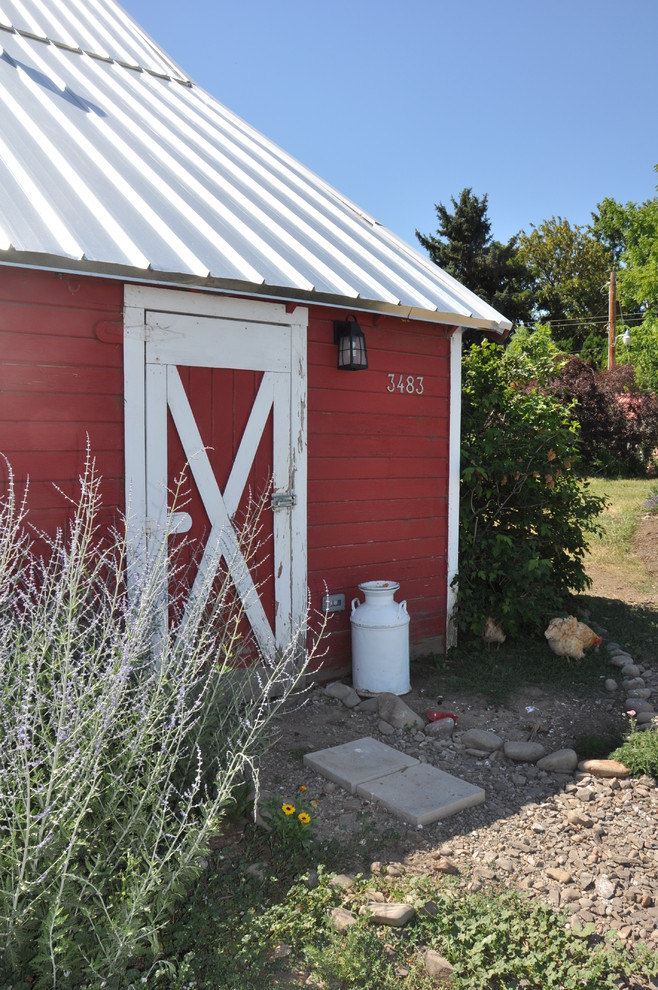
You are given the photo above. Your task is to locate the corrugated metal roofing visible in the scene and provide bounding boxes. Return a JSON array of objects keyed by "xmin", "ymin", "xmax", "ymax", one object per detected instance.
[{"xmin": 0, "ymin": 0, "xmax": 512, "ymax": 333}]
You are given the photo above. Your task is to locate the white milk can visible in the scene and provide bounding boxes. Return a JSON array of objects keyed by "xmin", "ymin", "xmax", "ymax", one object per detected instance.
[{"xmin": 350, "ymin": 580, "xmax": 410, "ymax": 695}]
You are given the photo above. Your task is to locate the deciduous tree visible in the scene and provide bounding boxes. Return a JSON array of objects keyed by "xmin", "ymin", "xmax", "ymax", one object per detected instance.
[
  {"xmin": 516, "ymin": 218, "xmax": 611, "ymax": 348},
  {"xmin": 592, "ymin": 168, "xmax": 658, "ymax": 391},
  {"xmin": 546, "ymin": 357, "xmax": 658, "ymax": 477}
]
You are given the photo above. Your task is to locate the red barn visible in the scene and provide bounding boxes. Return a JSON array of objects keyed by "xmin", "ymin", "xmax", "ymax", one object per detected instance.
[{"xmin": 0, "ymin": 0, "xmax": 510, "ymax": 674}]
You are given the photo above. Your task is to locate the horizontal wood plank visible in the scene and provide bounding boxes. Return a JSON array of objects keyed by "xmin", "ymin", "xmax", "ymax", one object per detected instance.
[
  {"xmin": 308, "ymin": 496, "xmax": 444, "ymax": 527},
  {"xmin": 0, "ymin": 393, "xmax": 123, "ymax": 422},
  {"xmin": 0, "ymin": 362, "xmax": 123, "ymax": 394},
  {"xmin": 0, "ymin": 422, "xmax": 122, "ymax": 452},
  {"xmin": 0, "ymin": 331, "xmax": 122, "ymax": 368},
  {"xmin": 309, "ymin": 410, "xmax": 449, "ymax": 439},
  {"xmin": 309, "ymin": 457, "xmax": 448, "ymax": 482},
  {"xmin": 311, "ymin": 434, "xmax": 448, "ymax": 460}
]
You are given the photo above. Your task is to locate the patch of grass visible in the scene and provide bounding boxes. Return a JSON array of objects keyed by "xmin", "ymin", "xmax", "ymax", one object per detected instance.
[
  {"xmin": 155, "ymin": 867, "xmax": 658, "ymax": 989},
  {"xmin": 585, "ymin": 477, "xmax": 655, "ymax": 592}
]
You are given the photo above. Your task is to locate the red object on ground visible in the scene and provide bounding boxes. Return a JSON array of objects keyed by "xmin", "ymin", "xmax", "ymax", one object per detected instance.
[{"xmin": 426, "ymin": 710, "xmax": 458, "ymax": 723}]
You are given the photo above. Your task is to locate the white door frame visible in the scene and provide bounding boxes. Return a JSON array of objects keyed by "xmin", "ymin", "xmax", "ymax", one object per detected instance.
[{"xmin": 123, "ymin": 285, "xmax": 308, "ymax": 658}]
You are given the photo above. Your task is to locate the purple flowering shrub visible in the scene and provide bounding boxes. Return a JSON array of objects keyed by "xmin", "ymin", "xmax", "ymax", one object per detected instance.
[
  {"xmin": 0, "ymin": 454, "xmax": 317, "ymax": 988},
  {"xmin": 644, "ymin": 488, "xmax": 658, "ymax": 515}
]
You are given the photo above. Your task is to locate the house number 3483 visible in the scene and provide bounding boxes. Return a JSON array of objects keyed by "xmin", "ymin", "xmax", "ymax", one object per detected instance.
[{"xmin": 386, "ymin": 373, "xmax": 424, "ymax": 395}]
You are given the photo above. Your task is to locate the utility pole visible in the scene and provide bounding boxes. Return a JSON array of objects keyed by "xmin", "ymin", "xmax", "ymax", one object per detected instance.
[{"xmin": 607, "ymin": 270, "xmax": 616, "ymax": 370}]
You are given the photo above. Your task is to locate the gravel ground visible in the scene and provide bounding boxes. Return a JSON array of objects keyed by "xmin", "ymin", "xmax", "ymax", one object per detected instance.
[{"xmin": 258, "ymin": 653, "xmax": 658, "ymax": 953}]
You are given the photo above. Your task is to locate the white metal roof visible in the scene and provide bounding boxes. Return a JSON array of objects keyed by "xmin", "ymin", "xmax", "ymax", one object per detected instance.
[{"xmin": 0, "ymin": 0, "xmax": 512, "ymax": 333}]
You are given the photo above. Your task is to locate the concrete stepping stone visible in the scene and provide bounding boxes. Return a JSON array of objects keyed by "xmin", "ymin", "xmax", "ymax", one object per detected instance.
[
  {"xmin": 356, "ymin": 761, "xmax": 485, "ymax": 826},
  {"xmin": 304, "ymin": 736, "xmax": 485, "ymax": 825},
  {"xmin": 303, "ymin": 736, "xmax": 417, "ymax": 793}
]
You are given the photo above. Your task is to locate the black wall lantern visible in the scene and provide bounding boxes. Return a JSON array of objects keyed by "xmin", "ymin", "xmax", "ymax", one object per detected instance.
[{"xmin": 333, "ymin": 316, "xmax": 368, "ymax": 370}]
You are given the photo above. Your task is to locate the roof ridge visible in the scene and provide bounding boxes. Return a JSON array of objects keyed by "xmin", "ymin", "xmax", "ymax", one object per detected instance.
[{"xmin": 0, "ymin": 22, "xmax": 191, "ymax": 83}]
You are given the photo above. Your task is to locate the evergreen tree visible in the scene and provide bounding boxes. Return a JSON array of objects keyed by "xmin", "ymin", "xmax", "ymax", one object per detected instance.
[{"xmin": 416, "ymin": 188, "xmax": 534, "ymax": 326}]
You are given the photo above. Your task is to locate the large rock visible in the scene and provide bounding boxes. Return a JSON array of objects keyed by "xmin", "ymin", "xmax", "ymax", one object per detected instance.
[
  {"xmin": 378, "ymin": 693, "xmax": 425, "ymax": 730},
  {"xmin": 425, "ymin": 717, "xmax": 455, "ymax": 739},
  {"xmin": 365, "ymin": 902, "xmax": 416, "ymax": 927},
  {"xmin": 329, "ymin": 907, "xmax": 357, "ymax": 931},
  {"xmin": 624, "ymin": 699, "xmax": 654, "ymax": 714},
  {"xmin": 609, "ymin": 653, "xmax": 634, "ymax": 668},
  {"xmin": 324, "ymin": 681, "xmax": 361, "ymax": 708},
  {"xmin": 577, "ymin": 759, "xmax": 631, "ymax": 778},
  {"xmin": 423, "ymin": 948, "xmax": 455, "ymax": 983},
  {"xmin": 504, "ymin": 740, "xmax": 546, "ymax": 763},
  {"xmin": 546, "ymin": 867, "xmax": 573, "ymax": 883},
  {"xmin": 329, "ymin": 873, "xmax": 355, "ymax": 890},
  {"xmin": 356, "ymin": 696, "xmax": 380, "ymax": 713},
  {"xmin": 566, "ymin": 810, "xmax": 592, "ymax": 827},
  {"xmin": 537, "ymin": 748, "xmax": 578, "ymax": 773},
  {"xmin": 595, "ymin": 877, "xmax": 616, "ymax": 900},
  {"xmin": 433, "ymin": 856, "xmax": 460, "ymax": 875},
  {"xmin": 461, "ymin": 728, "xmax": 503, "ymax": 752}
]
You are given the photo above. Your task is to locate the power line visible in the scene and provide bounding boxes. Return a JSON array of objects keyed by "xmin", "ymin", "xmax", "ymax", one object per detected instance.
[{"xmin": 526, "ymin": 312, "xmax": 645, "ymax": 329}]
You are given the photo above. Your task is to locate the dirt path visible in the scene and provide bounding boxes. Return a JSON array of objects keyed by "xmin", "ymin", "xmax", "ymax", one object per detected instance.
[{"xmin": 586, "ymin": 515, "xmax": 658, "ymax": 607}]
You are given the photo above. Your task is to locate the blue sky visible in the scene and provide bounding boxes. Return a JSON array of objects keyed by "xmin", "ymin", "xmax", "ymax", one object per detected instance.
[{"xmin": 125, "ymin": 0, "xmax": 657, "ymax": 251}]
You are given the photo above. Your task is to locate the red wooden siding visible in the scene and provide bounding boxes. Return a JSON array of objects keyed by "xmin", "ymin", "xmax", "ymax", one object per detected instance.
[
  {"xmin": 306, "ymin": 307, "xmax": 451, "ymax": 674},
  {"xmin": 0, "ymin": 268, "xmax": 453, "ymax": 676},
  {"xmin": 0, "ymin": 268, "xmax": 124, "ymax": 533}
]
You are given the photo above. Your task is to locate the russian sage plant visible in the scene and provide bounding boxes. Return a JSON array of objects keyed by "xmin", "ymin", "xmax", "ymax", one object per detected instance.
[{"xmin": 0, "ymin": 455, "xmax": 316, "ymax": 988}]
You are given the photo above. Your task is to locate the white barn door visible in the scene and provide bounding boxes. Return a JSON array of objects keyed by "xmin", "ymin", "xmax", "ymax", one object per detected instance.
[{"xmin": 123, "ymin": 287, "xmax": 308, "ymax": 660}]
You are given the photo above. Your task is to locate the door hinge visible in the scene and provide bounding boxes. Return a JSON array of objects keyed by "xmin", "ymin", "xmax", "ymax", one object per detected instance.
[{"xmin": 271, "ymin": 492, "xmax": 296, "ymax": 511}]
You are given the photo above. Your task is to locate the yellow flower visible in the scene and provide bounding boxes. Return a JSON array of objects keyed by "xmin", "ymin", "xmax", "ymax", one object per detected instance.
[
  {"xmin": 298, "ymin": 812, "xmax": 311, "ymax": 824},
  {"xmin": 298, "ymin": 785, "xmax": 307, "ymax": 792},
  {"xmin": 282, "ymin": 803, "xmax": 295, "ymax": 816}
]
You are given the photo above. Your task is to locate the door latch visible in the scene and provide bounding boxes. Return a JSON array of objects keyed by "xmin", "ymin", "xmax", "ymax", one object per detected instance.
[{"xmin": 271, "ymin": 492, "xmax": 296, "ymax": 510}]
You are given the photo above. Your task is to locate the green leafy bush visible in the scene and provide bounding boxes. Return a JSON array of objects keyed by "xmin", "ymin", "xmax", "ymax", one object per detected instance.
[
  {"xmin": 0, "ymin": 454, "xmax": 316, "ymax": 988},
  {"xmin": 611, "ymin": 716, "xmax": 658, "ymax": 777},
  {"xmin": 457, "ymin": 340, "xmax": 605, "ymax": 637}
]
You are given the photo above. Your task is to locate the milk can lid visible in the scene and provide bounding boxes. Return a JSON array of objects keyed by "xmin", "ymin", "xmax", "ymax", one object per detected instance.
[{"xmin": 358, "ymin": 580, "xmax": 400, "ymax": 593}]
